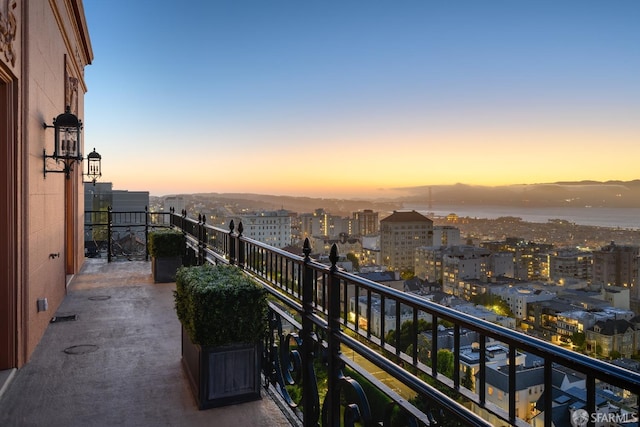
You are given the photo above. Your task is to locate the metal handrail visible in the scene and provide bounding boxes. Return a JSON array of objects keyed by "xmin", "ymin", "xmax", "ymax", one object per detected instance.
[{"xmin": 86, "ymin": 210, "xmax": 640, "ymax": 427}]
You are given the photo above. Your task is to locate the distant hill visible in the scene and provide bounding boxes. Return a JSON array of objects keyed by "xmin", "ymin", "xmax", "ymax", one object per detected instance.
[
  {"xmin": 154, "ymin": 180, "xmax": 640, "ymax": 215},
  {"xmin": 398, "ymin": 180, "xmax": 640, "ymax": 208},
  {"xmin": 153, "ymin": 192, "xmax": 403, "ymax": 216}
]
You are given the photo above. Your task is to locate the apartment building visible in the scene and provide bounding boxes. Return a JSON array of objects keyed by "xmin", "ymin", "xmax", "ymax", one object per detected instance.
[
  {"xmin": 299, "ymin": 208, "xmax": 355, "ymax": 239},
  {"xmin": 352, "ymin": 209, "xmax": 379, "ymax": 236},
  {"xmin": 592, "ymin": 241, "xmax": 639, "ymax": 298},
  {"xmin": 549, "ymin": 248, "xmax": 593, "ymax": 282},
  {"xmin": 442, "ymin": 246, "xmax": 492, "ymax": 293},
  {"xmin": 432, "ymin": 225, "xmax": 460, "ymax": 247},
  {"xmin": 309, "ymin": 233, "xmax": 362, "ymax": 258},
  {"xmin": 237, "ymin": 209, "xmax": 292, "ymax": 249},
  {"xmin": 380, "ymin": 210, "xmax": 433, "ymax": 271},
  {"xmin": 482, "ymin": 238, "xmax": 553, "ymax": 281},
  {"xmin": 493, "ymin": 286, "xmax": 556, "ymax": 320}
]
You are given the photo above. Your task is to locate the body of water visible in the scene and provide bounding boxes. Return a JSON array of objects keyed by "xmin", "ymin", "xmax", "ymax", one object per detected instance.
[{"xmin": 403, "ymin": 204, "xmax": 640, "ymax": 230}]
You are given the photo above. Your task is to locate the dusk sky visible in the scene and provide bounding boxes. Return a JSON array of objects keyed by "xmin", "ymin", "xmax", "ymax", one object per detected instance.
[{"xmin": 83, "ymin": 1, "xmax": 640, "ymax": 198}]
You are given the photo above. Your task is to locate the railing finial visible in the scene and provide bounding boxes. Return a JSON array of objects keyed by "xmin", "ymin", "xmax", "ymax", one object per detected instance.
[
  {"xmin": 303, "ymin": 238, "xmax": 311, "ymax": 260},
  {"xmin": 237, "ymin": 221, "xmax": 243, "ymax": 236},
  {"xmin": 229, "ymin": 219, "xmax": 235, "ymax": 233},
  {"xmin": 329, "ymin": 243, "xmax": 339, "ymax": 269}
]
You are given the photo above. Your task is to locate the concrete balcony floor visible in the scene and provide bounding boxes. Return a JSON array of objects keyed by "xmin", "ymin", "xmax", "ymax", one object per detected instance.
[{"xmin": 0, "ymin": 259, "xmax": 297, "ymax": 427}]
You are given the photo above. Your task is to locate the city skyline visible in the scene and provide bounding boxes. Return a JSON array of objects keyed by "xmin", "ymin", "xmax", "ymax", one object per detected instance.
[{"xmin": 84, "ymin": 1, "xmax": 639, "ymax": 198}]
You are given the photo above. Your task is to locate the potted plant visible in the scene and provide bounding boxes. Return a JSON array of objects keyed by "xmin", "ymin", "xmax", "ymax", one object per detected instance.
[
  {"xmin": 148, "ymin": 229, "xmax": 185, "ymax": 282},
  {"xmin": 175, "ymin": 263, "xmax": 268, "ymax": 409}
]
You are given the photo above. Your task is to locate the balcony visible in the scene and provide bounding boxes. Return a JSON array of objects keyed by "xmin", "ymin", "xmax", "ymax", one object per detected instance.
[
  {"xmin": 4, "ymin": 209, "xmax": 639, "ymax": 426},
  {"xmin": 0, "ymin": 258, "xmax": 295, "ymax": 427}
]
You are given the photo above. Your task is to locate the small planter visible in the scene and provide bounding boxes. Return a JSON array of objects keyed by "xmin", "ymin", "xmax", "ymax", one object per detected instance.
[
  {"xmin": 181, "ymin": 326, "xmax": 261, "ymax": 409},
  {"xmin": 175, "ymin": 264, "xmax": 268, "ymax": 409},
  {"xmin": 151, "ymin": 256, "xmax": 182, "ymax": 283},
  {"xmin": 148, "ymin": 229, "xmax": 185, "ymax": 283}
]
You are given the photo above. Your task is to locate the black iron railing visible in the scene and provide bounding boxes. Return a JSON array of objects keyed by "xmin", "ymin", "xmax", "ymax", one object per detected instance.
[
  {"xmin": 84, "ymin": 207, "xmax": 171, "ymax": 262},
  {"xmin": 87, "ymin": 209, "xmax": 640, "ymax": 426}
]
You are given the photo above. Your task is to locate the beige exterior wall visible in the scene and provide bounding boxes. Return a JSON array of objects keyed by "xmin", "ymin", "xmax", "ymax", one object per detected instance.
[{"xmin": 0, "ymin": 0, "xmax": 92, "ymax": 368}]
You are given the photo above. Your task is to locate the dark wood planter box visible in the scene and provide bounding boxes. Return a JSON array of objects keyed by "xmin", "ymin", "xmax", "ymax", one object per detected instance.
[
  {"xmin": 151, "ymin": 256, "xmax": 182, "ymax": 283},
  {"xmin": 181, "ymin": 326, "xmax": 261, "ymax": 409}
]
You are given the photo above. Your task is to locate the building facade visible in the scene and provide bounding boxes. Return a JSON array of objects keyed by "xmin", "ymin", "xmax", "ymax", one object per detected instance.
[
  {"xmin": 592, "ymin": 242, "xmax": 639, "ymax": 297},
  {"xmin": 585, "ymin": 319, "xmax": 639, "ymax": 358},
  {"xmin": 432, "ymin": 225, "xmax": 460, "ymax": 247},
  {"xmin": 549, "ymin": 248, "xmax": 593, "ymax": 283},
  {"xmin": 352, "ymin": 209, "xmax": 379, "ymax": 236},
  {"xmin": 482, "ymin": 238, "xmax": 553, "ymax": 281},
  {"xmin": 237, "ymin": 210, "xmax": 292, "ymax": 249},
  {"xmin": 1, "ymin": 0, "xmax": 93, "ymax": 369},
  {"xmin": 380, "ymin": 210, "xmax": 433, "ymax": 271},
  {"xmin": 442, "ymin": 246, "xmax": 492, "ymax": 295}
]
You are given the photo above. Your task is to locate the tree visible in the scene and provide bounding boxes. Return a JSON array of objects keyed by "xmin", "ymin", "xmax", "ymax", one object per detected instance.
[
  {"xmin": 385, "ymin": 319, "xmax": 432, "ymax": 353},
  {"xmin": 400, "ymin": 269, "xmax": 415, "ymax": 280},
  {"xmin": 571, "ymin": 331, "xmax": 586, "ymax": 349},
  {"xmin": 470, "ymin": 293, "xmax": 513, "ymax": 317},
  {"xmin": 346, "ymin": 252, "xmax": 360, "ymax": 271},
  {"xmin": 609, "ymin": 350, "xmax": 622, "ymax": 360},
  {"xmin": 462, "ymin": 366, "xmax": 474, "ymax": 391},
  {"xmin": 405, "ymin": 343, "xmax": 430, "ymax": 365},
  {"xmin": 437, "ymin": 349, "xmax": 454, "ymax": 379}
]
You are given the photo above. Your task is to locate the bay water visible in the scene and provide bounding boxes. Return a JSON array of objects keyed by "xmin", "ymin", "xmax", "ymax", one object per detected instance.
[{"xmin": 403, "ymin": 204, "xmax": 640, "ymax": 230}]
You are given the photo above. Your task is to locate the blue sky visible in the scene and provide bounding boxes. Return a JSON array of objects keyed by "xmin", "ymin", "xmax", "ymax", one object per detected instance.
[{"xmin": 83, "ymin": 1, "xmax": 640, "ymax": 197}]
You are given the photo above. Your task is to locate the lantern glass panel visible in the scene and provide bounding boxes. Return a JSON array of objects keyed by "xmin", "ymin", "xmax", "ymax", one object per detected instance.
[
  {"xmin": 86, "ymin": 158, "xmax": 101, "ymax": 182},
  {"xmin": 55, "ymin": 126, "xmax": 81, "ymax": 159}
]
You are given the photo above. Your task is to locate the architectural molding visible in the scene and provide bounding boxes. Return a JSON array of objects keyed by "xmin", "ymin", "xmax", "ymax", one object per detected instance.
[
  {"xmin": 49, "ymin": 0, "xmax": 92, "ymax": 93},
  {"xmin": 0, "ymin": 0, "xmax": 17, "ymax": 67}
]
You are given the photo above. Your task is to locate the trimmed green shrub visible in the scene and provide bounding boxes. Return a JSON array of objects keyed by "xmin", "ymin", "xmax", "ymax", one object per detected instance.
[
  {"xmin": 148, "ymin": 229, "xmax": 185, "ymax": 258},
  {"xmin": 175, "ymin": 264, "xmax": 268, "ymax": 347}
]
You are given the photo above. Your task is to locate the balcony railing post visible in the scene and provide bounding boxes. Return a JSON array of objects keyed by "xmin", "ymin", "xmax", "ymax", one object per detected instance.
[
  {"xmin": 144, "ymin": 206, "xmax": 149, "ymax": 262},
  {"xmin": 544, "ymin": 358, "xmax": 552, "ymax": 427},
  {"xmin": 107, "ymin": 205, "xmax": 112, "ymax": 263},
  {"xmin": 586, "ymin": 375, "xmax": 596, "ymax": 427},
  {"xmin": 229, "ymin": 220, "xmax": 236, "ymax": 265},
  {"xmin": 201, "ymin": 214, "xmax": 209, "ymax": 263},
  {"xmin": 237, "ymin": 222, "xmax": 245, "ymax": 269},
  {"xmin": 479, "ymin": 335, "xmax": 486, "ymax": 405},
  {"xmin": 196, "ymin": 214, "xmax": 205, "ymax": 265},
  {"xmin": 325, "ymin": 244, "xmax": 341, "ymax": 426},
  {"xmin": 301, "ymin": 238, "xmax": 319, "ymax": 427}
]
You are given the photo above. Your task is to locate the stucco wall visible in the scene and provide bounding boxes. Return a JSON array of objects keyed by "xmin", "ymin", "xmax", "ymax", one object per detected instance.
[{"xmin": 0, "ymin": 0, "xmax": 92, "ymax": 366}]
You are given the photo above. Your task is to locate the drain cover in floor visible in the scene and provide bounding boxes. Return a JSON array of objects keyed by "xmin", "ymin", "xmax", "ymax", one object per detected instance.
[
  {"xmin": 88, "ymin": 295, "xmax": 111, "ymax": 301},
  {"xmin": 64, "ymin": 345, "xmax": 99, "ymax": 355},
  {"xmin": 50, "ymin": 314, "xmax": 78, "ymax": 323}
]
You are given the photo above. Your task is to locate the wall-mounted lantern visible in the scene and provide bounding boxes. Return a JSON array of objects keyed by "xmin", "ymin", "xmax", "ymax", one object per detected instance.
[
  {"xmin": 85, "ymin": 148, "xmax": 102, "ymax": 184},
  {"xmin": 43, "ymin": 106, "xmax": 101, "ymax": 182}
]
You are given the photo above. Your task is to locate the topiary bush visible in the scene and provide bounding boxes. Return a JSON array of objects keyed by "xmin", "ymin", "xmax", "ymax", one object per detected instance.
[
  {"xmin": 148, "ymin": 229, "xmax": 185, "ymax": 258},
  {"xmin": 175, "ymin": 263, "xmax": 268, "ymax": 347}
]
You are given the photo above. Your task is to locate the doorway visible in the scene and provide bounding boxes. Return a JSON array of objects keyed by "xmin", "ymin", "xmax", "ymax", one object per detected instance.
[{"xmin": 0, "ymin": 72, "xmax": 17, "ymax": 369}]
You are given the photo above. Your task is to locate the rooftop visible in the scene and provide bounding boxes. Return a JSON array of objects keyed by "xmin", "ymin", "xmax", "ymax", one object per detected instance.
[
  {"xmin": 381, "ymin": 210, "xmax": 433, "ymax": 223},
  {"xmin": 0, "ymin": 259, "xmax": 295, "ymax": 427}
]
